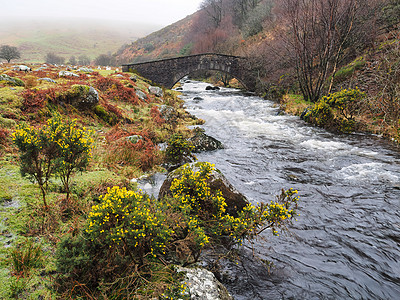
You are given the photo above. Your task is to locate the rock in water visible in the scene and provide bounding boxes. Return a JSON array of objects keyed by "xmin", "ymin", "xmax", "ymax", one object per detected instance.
[
  {"xmin": 176, "ymin": 266, "xmax": 233, "ymax": 300},
  {"xmin": 158, "ymin": 162, "xmax": 248, "ymax": 217},
  {"xmin": 189, "ymin": 127, "xmax": 223, "ymax": 153}
]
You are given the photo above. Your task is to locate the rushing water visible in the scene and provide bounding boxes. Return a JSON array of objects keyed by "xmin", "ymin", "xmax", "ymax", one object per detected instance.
[{"xmin": 169, "ymin": 80, "xmax": 400, "ymax": 300}]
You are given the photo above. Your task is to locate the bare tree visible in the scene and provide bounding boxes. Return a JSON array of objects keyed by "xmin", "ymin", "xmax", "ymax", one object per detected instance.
[
  {"xmin": 279, "ymin": 0, "xmax": 363, "ymax": 102},
  {"xmin": 0, "ymin": 45, "xmax": 21, "ymax": 63},
  {"xmin": 201, "ymin": 0, "xmax": 224, "ymax": 28},
  {"xmin": 78, "ymin": 55, "xmax": 91, "ymax": 66},
  {"xmin": 45, "ymin": 52, "xmax": 65, "ymax": 65}
]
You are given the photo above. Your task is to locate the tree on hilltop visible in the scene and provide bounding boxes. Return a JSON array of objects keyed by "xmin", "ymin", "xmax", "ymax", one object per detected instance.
[{"xmin": 0, "ymin": 45, "xmax": 21, "ymax": 63}]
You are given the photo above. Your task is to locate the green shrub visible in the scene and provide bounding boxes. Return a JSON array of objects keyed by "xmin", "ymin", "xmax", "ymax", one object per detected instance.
[
  {"xmin": 93, "ymin": 104, "xmax": 118, "ymax": 125},
  {"xmin": 56, "ymin": 162, "xmax": 299, "ymax": 298},
  {"xmin": 305, "ymin": 99, "xmax": 334, "ymax": 127},
  {"xmin": 165, "ymin": 134, "xmax": 195, "ymax": 165},
  {"xmin": 305, "ymin": 88, "xmax": 365, "ymax": 132},
  {"xmin": 331, "ymin": 58, "xmax": 365, "ymax": 84},
  {"xmin": 325, "ymin": 88, "xmax": 365, "ymax": 118}
]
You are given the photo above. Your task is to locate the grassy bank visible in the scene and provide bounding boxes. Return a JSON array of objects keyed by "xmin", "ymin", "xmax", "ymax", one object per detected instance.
[{"xmin": 0, "ymin": 63, "xmax": 200, "ymax": 298}]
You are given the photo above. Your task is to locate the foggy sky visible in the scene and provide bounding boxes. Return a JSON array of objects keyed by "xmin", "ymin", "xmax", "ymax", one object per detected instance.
[{"xmin": 1, "ymin": 0, "xmax": 203, "ymax": 27}]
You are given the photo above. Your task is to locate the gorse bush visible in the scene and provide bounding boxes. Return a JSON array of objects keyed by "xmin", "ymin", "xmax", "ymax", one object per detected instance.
[
  {"xmin": 12, "ymin": 114, "xmax": 94, "ymax": 206},
  {"xmin": 56, "ymin": 161, "xmax": 299, "ymax": 299},
  {"xmin": 85, "ymin": 186, "xmax": 174, "ymax": 264},
  {"xmin": 56, "ymin": 187, "xmax": 185, "ymax": 298},
  {"xmin": 305, "ymin": 88, "xmax": 366, "ymax": 132},
  {"xmin": 169, "ymin": 162, "xmax": 299, "ymax": 248},
  {"xmin": 165, "ymin": 133, "xmax": 195, "ymax": 165}
]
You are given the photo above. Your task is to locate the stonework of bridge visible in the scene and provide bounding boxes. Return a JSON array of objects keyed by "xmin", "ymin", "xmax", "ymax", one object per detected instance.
[{"xmin": 122, "ymin": 53, "xmax": 256, "ymax": 91}]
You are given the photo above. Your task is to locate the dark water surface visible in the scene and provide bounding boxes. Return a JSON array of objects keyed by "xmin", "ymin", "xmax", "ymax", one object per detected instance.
[{"xmin": 147, "ymin": 80, "xmax": 400, "ymax": 299}]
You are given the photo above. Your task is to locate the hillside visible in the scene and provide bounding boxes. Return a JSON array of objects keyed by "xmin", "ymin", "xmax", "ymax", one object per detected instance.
[
  {"xmin": 0, "ymin": 19, "xmax": 159, "ymax": 63},
  {"xmin": 116, "ymin": 13, "xmax": 196, "ymax": 64}
]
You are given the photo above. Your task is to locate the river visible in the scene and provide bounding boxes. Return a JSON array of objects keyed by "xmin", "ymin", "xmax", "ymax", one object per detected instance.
[{"xmin": 144, "ymin": 80, "xmax": 400, "ymax": 299}]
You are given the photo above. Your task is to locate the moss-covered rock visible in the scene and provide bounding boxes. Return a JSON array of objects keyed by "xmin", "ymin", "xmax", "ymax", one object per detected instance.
[
  {"xmin": 189, "ymin": 127, "xmax": 223, "ymax": 153},
  {"xmin": 0, "ymin": 74, "xmax": 25, "ymax": 87},
  {"xmin": 59, "ymin": 85, "xmax": 99, "ymax": 109}
]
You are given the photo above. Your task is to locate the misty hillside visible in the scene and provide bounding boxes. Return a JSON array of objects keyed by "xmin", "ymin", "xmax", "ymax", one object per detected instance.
[
  {"xmin": 0, "ymin": 19, "xmax": 159, "ymax": 63},
  {"xmin": 116, "ymin": 13, "xmax": 197, "ymax": 64}
]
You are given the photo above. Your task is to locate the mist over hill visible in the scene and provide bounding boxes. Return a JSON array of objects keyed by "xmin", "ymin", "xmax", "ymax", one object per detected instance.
[{"xmin": 0, "ymin": 18, "xmax": 160, "ymax": 63}]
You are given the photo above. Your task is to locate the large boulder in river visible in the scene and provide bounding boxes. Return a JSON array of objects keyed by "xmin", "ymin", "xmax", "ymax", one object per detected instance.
[
  {"xmin": 189, "ymin": 127, "xmax": 223, "ymax": 153},
  {"xmin": 159, "ymin": 162, "xmax": 248, "ymax": 217}
]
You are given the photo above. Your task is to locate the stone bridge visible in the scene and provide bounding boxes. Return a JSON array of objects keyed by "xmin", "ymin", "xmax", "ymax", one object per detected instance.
[{"xmin": 122, "ymin": 53, "xmax": 256, "ymax": 91}]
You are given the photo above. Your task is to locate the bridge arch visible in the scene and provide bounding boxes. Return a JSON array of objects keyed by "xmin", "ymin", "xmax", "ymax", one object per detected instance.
[{"xmin": 122, "ymin": 53, "xmax": 256, "ymax": 92}]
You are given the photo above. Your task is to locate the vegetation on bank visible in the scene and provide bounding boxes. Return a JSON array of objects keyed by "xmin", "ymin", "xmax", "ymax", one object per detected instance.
[{"xmin": 0, "ymin": 64, "xmax": 299, "ymax": 298}]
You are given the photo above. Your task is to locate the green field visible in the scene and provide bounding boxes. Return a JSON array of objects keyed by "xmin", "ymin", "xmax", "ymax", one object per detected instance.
[{"xmin": 0, "ymin": 19, "xmax": 159, "ymax": 63}]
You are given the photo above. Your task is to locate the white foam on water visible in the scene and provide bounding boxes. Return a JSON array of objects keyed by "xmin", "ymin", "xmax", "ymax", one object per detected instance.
[
  {"xmin": 300, "ymin": 139, "xmax": 352, "ymax": 152},
  {"xmin": 335, "ymin": 162, "xmax": 399, "ymax": 184}
]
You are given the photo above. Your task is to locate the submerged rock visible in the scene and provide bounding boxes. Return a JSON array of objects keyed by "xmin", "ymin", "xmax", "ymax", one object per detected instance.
[
  {"xmin": 159, "ymin": 162, "xmax": 248, "ymax": 216},
  {"xmin": 206, "ymin": 85, "xmax": 220, "ymax": 91},
  {"xmin": 176, "ymin": 266, "xmax": 233, "ymax": 300}
]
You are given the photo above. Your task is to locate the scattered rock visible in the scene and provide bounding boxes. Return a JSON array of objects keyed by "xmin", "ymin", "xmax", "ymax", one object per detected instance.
[
  {"xmin": 59, "ymin": 70, "xmax": 79, "ymax": 77},
  {"xmin": 157, "ymin": 105, "xmax": 178, "ymax": 122},
  {"xmin": 175, "ymin": 87, "xmax": 183, "ymax": 91},
  {"xmin": 38, "ymin": 77, "xmax": 56, "ymax": 83},
  {"xmin": 189, "ymin": 128, "xmax": 223, "ymax": 153},
  {"xmin": 176, "ymin": 266, "xmax": 233, "ymax": 300},
  {"xmin": 136, "ymin": 90, "xmax": 148, "ymax": 101},
  {"xmin": 149, "ymin": 86, "xmax": 163, "ymax": 97},
  {"xmin": 126, "ymin": 135, "xmax": 143, "ymax": 144},
  {"xmin": 33, "ymin": 67, "xmax": 48, "ymax": 72},
  {"xmin": 114, "ymin": 74, "xmax": 124, "ymax": 78},
  {"xmin": 77, "ymin": 67, "xmax": 94, "ymax": 73},
  {"xmin": 159, "ymin": 162, "xmax": 248, "ymax": 217},
  {"xmin": 193, "ymin": 96, "xmax": 204, "ymax": 101},
  {"xmin": 61, "ymin": 85, "xmax": 99, "ymax": 109},
  {"xmin": 0, "ymin": 74, "xmax": 25, "ymax": 86}
]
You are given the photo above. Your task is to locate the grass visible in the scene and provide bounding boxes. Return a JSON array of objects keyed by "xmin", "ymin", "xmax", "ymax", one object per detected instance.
[
  {"xmin": 0, "ymin": 61, "xmax": 198, "ymax": 298},
  {"xmin": 280, "ymin": 93, "xmax": 314, "ymax": 116},
  {"xmin": 329, "ymin": 57, "xmax": 366, "ymax": 84}
]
